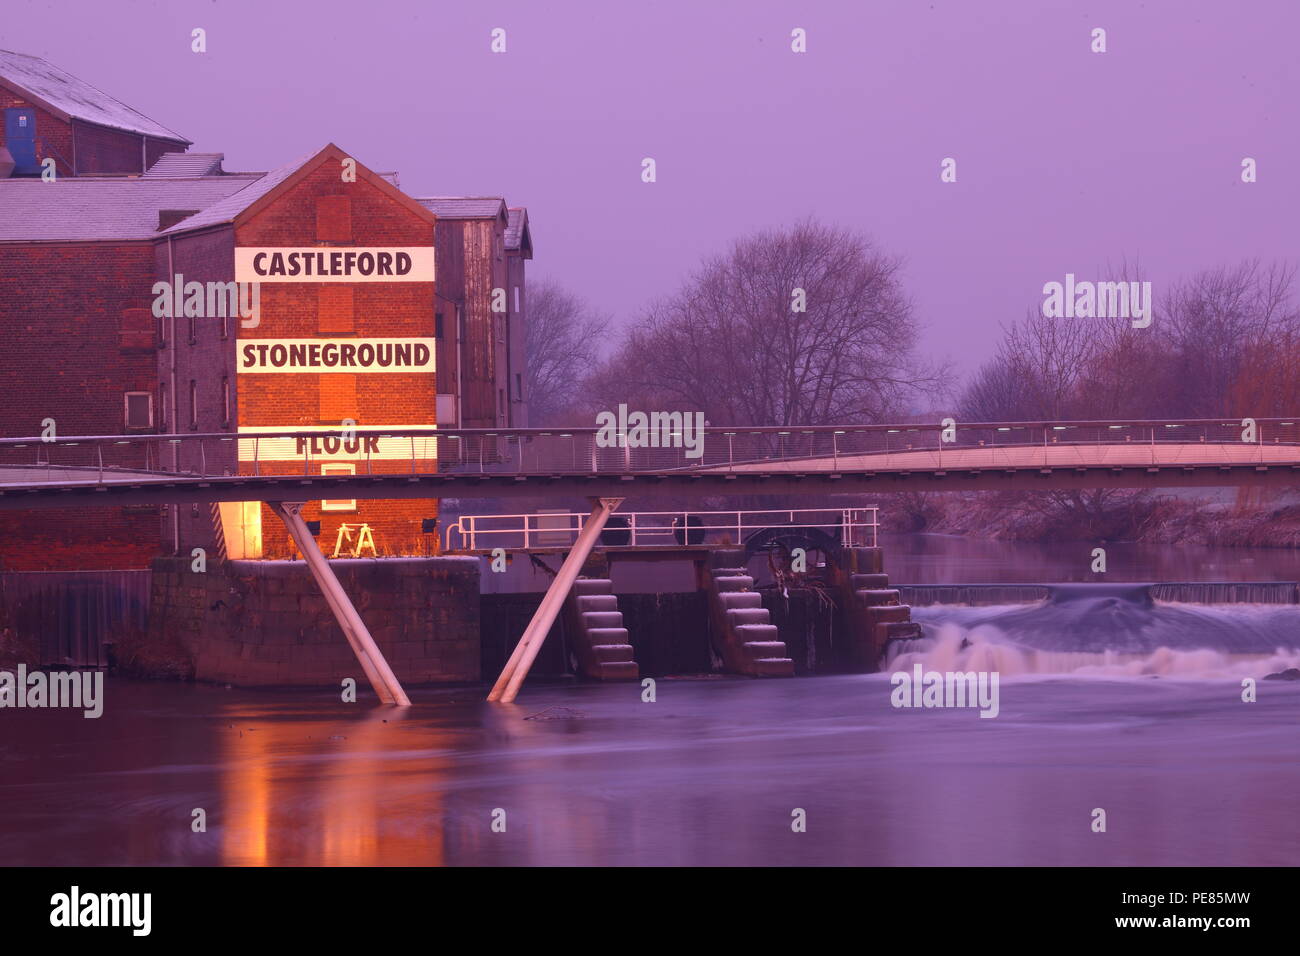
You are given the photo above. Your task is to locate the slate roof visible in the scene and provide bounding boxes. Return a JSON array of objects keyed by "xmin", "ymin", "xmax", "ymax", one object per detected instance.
[
  {"xmin": 0, "ymin": 139, "xmax": 459, "ymax": 243},
  {"xmin": 416, "ymin": 197, "xmax": 507, "ymax": 220},
  {"xmin": 0, "ymin": 175, "xmax": 260, "ymax": 241},
  {"xmin": 0, "ymin": 49, "xmax": 190, "ymax": 143},
  {"xmin": 156, "ymin": 151, "xmax": 314, "ymax": 235},
  {"xmin": 142, "ymin": 153, "xmax": 226, "ymax": 178},
  {"xmin": 505, "ymin": 207, "xmax": 530, "ymax": 254}
]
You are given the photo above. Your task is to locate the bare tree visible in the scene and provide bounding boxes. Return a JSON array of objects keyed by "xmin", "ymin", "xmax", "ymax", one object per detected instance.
[
  {"xmin": 1155, "ymin": 260, "xmax": 1300, "ymax": 417},
  {"xmin": 524, "ymin": 279, "xmax": 610, "ymax": 425},
  {"xmin": 588, "ymin": 218, "xmax": 945, "ymax": 426}
]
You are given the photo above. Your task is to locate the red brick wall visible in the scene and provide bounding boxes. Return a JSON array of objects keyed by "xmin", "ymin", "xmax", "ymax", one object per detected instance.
[
  {"xmin": 0, "ymin": 93, "xmax": 74, "ymax": 177},
  {"xmin": 72, "ymin": 119, "xmax": 148, "ymax": 175},
  {"xmin": 153, "ymin": 227, "xmax": 241, "ymax": 558},
  {"xmin": 145, "ymin": 137, "xmax": 186, "ymax": 171},
  {"xmin": 234, "ymin": 157, "xmax": 441, "ymax": 558},
  {"xmin": 0, "ymin": 242, "xmax": 162, "ymax": 569}
]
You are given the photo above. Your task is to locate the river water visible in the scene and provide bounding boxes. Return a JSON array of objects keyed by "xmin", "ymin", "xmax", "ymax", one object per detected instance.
[{"xmin": 2, "ymin": 533, "xmax": 1298, "ymax": 866}]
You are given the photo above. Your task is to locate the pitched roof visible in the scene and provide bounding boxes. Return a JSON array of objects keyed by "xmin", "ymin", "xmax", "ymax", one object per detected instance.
[
  {"xmin": 0, "ymin": 49, "xmax": 190, "ymax": 143},
  {"xmin": 0, "ymin": 143, "xmax": 428, "ymax": 242},
  {"xmin": 143, "ymin": 152, "xmax": 226, "ymax": 178},
  {"xmin": 0, "ymin": 175, "xmax": 261, "ymax": 241},
  {"xmin": 505, "ymin": 207, "xmax": 532, "ymax": 257},
  {"xmin": 416, "ymin": 197, "xmax": 507, "ymax": 220},
  {"xmin": 161, "ymin": 145, "xmax": 420, "ymax": 236},
  {"xmin": 157, "ymin": 150, "xmax": 315, "ymax": 235}
]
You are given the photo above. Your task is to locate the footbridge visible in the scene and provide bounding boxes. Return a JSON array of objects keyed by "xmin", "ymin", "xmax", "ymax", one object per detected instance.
[
  {"xmin": 2, "ymin": 418, "xmax": 1299, "ymax": 510},
  {"xmin": 3, "ymin": 417, "xmax": 1297, "ymax": 704}
]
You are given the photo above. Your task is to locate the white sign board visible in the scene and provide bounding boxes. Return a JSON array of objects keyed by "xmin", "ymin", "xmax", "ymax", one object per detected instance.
[
  {"xmin": 238, "ymin": 338, "xmax": 436, "ymax": 374},
  {"xmin": 235, "ymin": 247, "xmax": 436, "ymax": 283}
]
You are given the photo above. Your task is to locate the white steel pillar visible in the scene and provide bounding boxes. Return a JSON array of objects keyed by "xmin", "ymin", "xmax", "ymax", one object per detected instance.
[
  {"xmin": 270, "ymin": 501, "xmax": 410, "ymax": 706},
  {"xmin": 488, "ymin": 497, "xmax": 623, "ymax": 703}
]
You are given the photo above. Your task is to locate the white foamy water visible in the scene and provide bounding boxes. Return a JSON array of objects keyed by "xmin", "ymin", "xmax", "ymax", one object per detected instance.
[{"xmin": 891, "ymin": 619, "xmax": 1300, "ymax": 678}]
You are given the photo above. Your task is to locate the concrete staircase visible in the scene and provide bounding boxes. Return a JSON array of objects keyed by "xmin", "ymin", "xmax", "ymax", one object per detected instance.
[
  {"xmin": 839, "ymin": 550, "xmax": 921, "ymax": 670},
  {"xmin": 706, "ymin": 552, "xmax": 794, "ymax": 677},
  {"xmin": 564, "ymin": 577, "xmax": 639, "ymax": 680}
]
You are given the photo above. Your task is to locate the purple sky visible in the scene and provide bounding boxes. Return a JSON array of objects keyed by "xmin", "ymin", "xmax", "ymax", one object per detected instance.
[{"xmin": 7, "ymin": 0, "xmax": 1299, "ymax": 378}]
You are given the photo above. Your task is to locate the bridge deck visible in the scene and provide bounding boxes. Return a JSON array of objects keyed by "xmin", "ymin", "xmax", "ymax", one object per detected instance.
[{"xmin": 2, "ymin": 422, "xmax": 1299, "ymax": 509}]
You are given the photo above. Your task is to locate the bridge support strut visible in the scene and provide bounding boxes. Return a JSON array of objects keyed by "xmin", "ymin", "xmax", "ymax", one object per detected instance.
[
  {"xmin": 488, "ymin": 497, "xmax": 624, "ymax": 704},
  {"xmin": 270, "ymin": 501, "xmax": 410, "ymax": 706}
]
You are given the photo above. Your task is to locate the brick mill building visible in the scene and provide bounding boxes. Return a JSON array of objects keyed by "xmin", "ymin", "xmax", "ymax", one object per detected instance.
[{"xmin": 0, "ymin": 50, "xmax": 533, "ymax": 571}]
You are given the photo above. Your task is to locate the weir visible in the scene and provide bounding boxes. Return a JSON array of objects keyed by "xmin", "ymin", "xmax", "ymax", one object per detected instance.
[{"xmin": 900, "ymin": 581, "xmax": 1300, "ymax": 606}]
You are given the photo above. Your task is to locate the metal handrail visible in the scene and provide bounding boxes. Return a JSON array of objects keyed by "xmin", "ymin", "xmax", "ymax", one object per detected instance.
[
  {"xmin": 445, "ymin": 507, "xmax": 880, "ymax": 552},
  {"xmin": 1, "ymin": 418, "xmax": 1297, "ymax": 489}
]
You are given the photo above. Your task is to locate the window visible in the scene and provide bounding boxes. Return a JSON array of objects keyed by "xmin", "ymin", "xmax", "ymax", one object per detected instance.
[
  {"xmin": 188, "ymin": 380, "xmax": 198, "ymax": 429},
  {"xmin": 320, "ymin": 463, "xmax": 356, "ymax": 512},
  {"xmin": 124, "ymin": 392, "xmax": 153, "ymax": 430},
  {"xmin": 221, "ymin": 376, "xmax": 231, "ymax": 427}
]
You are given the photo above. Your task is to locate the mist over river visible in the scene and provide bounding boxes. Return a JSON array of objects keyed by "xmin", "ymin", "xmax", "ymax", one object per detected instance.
[{"xmin": 1, "ymin": 534, "xmax": 1297, "ymax": 866}]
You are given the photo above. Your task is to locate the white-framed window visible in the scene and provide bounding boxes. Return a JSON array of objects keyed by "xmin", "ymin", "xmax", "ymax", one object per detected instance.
[
  {"xmin": 320, "ymin": 462, "xmax": 356, "ymax": 512},
  {"xmin": 124, "ymin": 392, "xmax": 153, "ymax": 430}
]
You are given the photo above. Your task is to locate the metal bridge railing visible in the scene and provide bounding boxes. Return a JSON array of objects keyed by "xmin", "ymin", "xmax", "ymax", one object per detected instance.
[
  {"xmin": 445, "ymin": 507, "xmax": 880, "ymax": 552},
  {"xmin": 0, "ymin": 418, "xmax": 1297, "ymax": 488}
]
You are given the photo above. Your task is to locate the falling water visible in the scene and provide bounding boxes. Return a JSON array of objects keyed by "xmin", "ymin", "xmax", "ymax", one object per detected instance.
[{"xmin": 895, "ymin": 582, "xmax": 1300, "ymax": 678}]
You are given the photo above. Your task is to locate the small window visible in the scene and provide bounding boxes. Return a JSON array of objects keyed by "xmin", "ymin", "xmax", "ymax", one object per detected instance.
[
  {"xmin": 125, "ymin": 392, "xmax": 153, "ymax": 430},
  {"xmin": 221, "ymin": 376, "xmax": 231, "ymax": 427},
  {"xmin": 320, "ymin": 463, "xmax": 356, "ymax": 512},
  {"xmin": 189, "ymin": 380, "xmax": 198, "ymax": 429}
]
